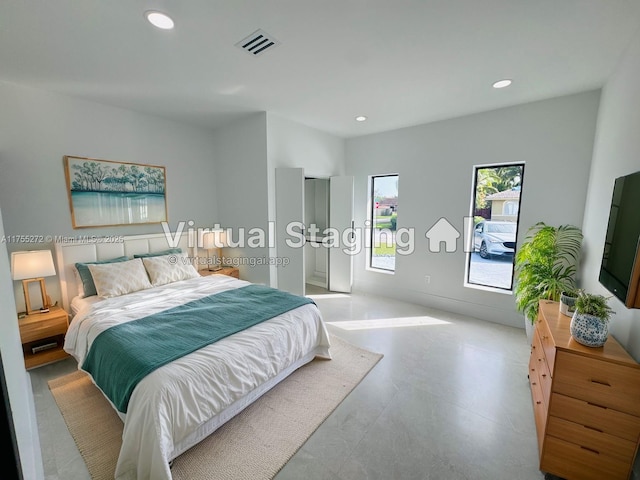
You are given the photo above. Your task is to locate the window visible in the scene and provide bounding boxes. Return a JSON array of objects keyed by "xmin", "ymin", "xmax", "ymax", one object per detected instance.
[
  {"xmin": 466, "ymin": 163, "xmax": 524, "ymax": 291},
  {"xmin": 369, "ymin": 174, "xmax": 399, "ymax": 272},
  {"xmin": 503, "ymin": 201, "xmax": 519, "ymax": 216}
]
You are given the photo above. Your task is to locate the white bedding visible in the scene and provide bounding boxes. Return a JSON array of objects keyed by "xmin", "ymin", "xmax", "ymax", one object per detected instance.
[
  {"xmin": 70, "ymin": 294, "xmax": 103, "ymax": 316},
  {"xmin": 64, "ymin": 275, "xmax": 331, "ymax": 480}
]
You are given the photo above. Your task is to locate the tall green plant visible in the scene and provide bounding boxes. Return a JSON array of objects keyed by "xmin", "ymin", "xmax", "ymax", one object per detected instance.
[{"xmin": 514, "ymin": 222, "xmax": 583, "ymax": 323}]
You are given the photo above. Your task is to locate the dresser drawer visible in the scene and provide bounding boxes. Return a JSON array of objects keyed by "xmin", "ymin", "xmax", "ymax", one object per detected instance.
[
  {"xmin": 553, "ymin": 350, "xmax": 640, "ymax": 416},
  {"xmin": 541, "ymin": 435, "xmax": 631, "ymax": 480},
  {"xmin": 537, "ymin": 352, "xmax": 552, "ymax": 405},
  {"xmin": 546, "ymin": 415, "xmax": 637, "ymax": 463},
  {"xmin": 531, "ymin": 330, "xmax": 552, "ymax": 404},
  {"xmin": 529, "ymin": 330, "xmax": 543, "ymax": 380},
  {"xmin": 20, "ymin": 317, "xmax": 67, "ymax": 344},
  {"xmin": 536, "ymin": 315, "xmax": 557, "ymax": 374},
  {"xmin": 548, "ymin": 393, "xmax": 640, "ymax": 442},
  {"xmin": 530, "ymin": 372, "xmax": 547, "ymax": 454},
  {"xmin": 529, "ymin": 335, "xmax": 543, "ymax": 402}
]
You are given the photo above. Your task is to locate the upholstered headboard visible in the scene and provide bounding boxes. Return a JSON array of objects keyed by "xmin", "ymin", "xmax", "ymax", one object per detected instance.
[{"xmin": 54, "ymin": 232, "xmax": 194, "ymax": 313}]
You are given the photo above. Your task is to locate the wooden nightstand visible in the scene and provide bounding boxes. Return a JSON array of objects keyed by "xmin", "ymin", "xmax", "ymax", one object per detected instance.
[
  {"xmin": 18, "ymin": 306, "xmax": 70, "ymax": 369},
  {"xmin": 200, "ymin": 267, "xmax": 240, "ymax": 279}
]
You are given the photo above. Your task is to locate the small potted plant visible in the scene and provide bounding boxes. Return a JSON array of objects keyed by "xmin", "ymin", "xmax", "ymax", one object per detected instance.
[
  {"xmin": 559, "ymin": 288, "xmax": 579, "ymax": 316},
  {"xmin": 570, "ymin": 290, "xmax": 615, "ymax": 347}
]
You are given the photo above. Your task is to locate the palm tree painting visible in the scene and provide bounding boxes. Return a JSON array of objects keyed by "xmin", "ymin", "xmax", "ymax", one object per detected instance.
[{"xmin": 64, "ymin": 156, "xmax": 167, "ymax": 228}]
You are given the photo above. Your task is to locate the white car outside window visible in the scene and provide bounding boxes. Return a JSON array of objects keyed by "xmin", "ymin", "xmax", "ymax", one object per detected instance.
[{"xmin": 473, "ymin": 221, "xmax": 517, "ymax": 258}]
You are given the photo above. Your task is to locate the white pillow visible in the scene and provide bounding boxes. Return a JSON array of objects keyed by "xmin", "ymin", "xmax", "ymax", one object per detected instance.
[
  {"xmin": 88, "ymin": 258, "xmax": 152, "ymax": 298},
  {"xmin": 142, "ymin": 253, "xmax": 200, "ymax": 287}
]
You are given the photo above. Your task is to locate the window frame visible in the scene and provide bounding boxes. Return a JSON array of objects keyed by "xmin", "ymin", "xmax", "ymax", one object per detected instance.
[{"xmin": 464, "ymin": 162, "xmax": 525, "ymax": 293}]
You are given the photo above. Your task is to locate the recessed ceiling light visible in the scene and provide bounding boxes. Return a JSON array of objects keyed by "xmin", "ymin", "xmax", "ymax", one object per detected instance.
[
  {"xmin": 355, "ymin": 116, "xmax": 367, "ymax": 122},
  {"xmin": 145, "ymin": 11, "xmax": 174, "ymax": 30},
  {"xmin": 492, "ymin": 79, "xmax": 512, "ymax": 89}
]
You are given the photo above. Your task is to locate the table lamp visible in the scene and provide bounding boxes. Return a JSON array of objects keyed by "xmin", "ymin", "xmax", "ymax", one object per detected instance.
[
  {"xmin": 11, "ymin": 250, "xmax": 56, "ymax": 315},
  {"xmin": 202, "ymin": 230, "xmax": 227, "ymax": 271}
]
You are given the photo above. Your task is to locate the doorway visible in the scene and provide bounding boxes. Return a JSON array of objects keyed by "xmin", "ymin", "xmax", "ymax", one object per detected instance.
[
  {"xmin": 275, "ymin": 168, "xmax": 354, "ymax": 296},
  {"xmin": 304, "ymin": 177, "xmax": 329, "ymax": 291}
]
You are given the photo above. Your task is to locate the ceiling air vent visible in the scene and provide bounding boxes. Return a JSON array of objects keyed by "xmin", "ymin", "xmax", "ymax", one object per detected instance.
[{"xmin": 235, "ymin": 29, "xmax": 280, "ymax": 57}]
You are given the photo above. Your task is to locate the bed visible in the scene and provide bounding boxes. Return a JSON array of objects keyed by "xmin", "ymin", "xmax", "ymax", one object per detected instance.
[{"xmin": 55, "ymin": 233, "xmax": 331, "ymax": 480}]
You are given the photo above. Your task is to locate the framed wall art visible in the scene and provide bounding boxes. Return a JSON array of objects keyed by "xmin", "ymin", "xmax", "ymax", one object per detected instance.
[{"xmin": 63, "ymin": 155, "xmax": 168, "ymax": 228}]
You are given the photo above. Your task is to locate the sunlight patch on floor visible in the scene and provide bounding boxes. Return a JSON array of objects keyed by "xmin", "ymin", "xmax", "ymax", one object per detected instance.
[{"xmin": 327, "ymin": 316, "xmax": 451, "ymax": 331}]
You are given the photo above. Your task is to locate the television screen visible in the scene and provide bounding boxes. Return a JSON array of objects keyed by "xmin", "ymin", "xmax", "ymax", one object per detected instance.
[{"xmin": 599, "ymin": 171, "xmax": 640, "ymax": 306}]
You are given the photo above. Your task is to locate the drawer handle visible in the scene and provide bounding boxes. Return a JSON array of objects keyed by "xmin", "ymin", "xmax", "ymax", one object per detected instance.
[
  {"xmin": 584, "ymin": 425, "xmax": 603, "ymax": 433},
  {"xmin": 590, "ymin": 379, "xmax": 611, "ymax": 387},
  {"xmin": 587, "ymin": 402, "xmax": 607, "ymax": 410},
  {"xmin": 580, "ymin": 446, "xmax": 600, "ymax": 455},
  {"xmin": 541, "ymin": 374, "xmax": 547, "ymax": 378},
  {"xmin": 531, "ymin": 382, "xmax": 537, "ymax": 386},
  {"xmin": 536, "ymin": 401, "xmax": 542, "ymax": 405}
]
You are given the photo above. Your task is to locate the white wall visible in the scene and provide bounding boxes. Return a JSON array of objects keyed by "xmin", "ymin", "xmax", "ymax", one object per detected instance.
[
  {"xmin": 581, "ymin": 30, "xmax": 640, "ymax": 359},
  {"xmin": 266, "ymin": 113, "xmax": 346, "ymax": 178},
  {"xmin": 0, "ymin": 206, "xmax": 44, "ymax": 479},
  {"xmin": 0, "ymin": 82, "xmax": 219, "ymax": 311},
  {"xmin": 211, "ymin": 113, "xmax": 271, "ymax": 285},
  {"xmin": 346, "ymin": 91, "xmax": 601, "ymax": 328}
]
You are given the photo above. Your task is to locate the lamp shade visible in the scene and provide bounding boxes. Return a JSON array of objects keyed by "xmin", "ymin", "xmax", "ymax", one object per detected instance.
[
  {"xmin": 11, "ymin": 250, "xmax": 56, "ymax": 280},
  {"xmin": 202, "ymin": 230, "xmax": 228, "ymax": 250}
]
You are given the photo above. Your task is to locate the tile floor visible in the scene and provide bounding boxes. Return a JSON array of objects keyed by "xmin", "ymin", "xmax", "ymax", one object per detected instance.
[{"xmin": 28, "ymin": 288, "xmax": 640, "ymax": 480}]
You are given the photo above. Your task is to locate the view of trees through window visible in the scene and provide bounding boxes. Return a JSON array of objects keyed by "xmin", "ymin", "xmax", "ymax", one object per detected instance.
[
  {"xmin": 370, "ymin": 174, "xmax": 399, "ymax": 271},
  {"xmin": 467, "ymin": 164, "xmax": 524, "ymax": 290}
]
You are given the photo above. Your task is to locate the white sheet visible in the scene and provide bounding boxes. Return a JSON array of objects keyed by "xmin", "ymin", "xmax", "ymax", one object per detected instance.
[
  {"xmin": 64, "ymin": 275, "xmax": 331, "ymax": 480},
  {"xmin": 70, "ymin": 295, "xmax": 104, "ymax": 316}
]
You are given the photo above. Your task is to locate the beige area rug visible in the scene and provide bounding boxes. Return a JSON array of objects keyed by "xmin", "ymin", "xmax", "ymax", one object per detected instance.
[{"xmin": 48, "ymin": 335, "xmax": 383, "ymax": 480}]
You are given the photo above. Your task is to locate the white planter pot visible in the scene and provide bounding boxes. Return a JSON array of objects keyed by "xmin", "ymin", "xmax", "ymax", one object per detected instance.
[
  {"xmin": 524, "ymin": 315, "xmax": 534, "ymax": 345},
  {"xmin": 559, "ymin": 293, "xmax": 577, "ymax": 316},
  {"xmin": 570, "ymin": 311, "xmax": 609, "ymax": 347}
]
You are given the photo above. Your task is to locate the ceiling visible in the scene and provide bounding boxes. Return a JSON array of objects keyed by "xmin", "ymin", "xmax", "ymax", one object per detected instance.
[{"xmin": 1, "ymin": 1, "xmax": 640, "ymax": 138}]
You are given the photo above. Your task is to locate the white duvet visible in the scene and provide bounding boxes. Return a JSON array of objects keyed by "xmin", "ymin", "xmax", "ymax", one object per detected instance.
[{"xmin": 64, "ymin": 275, "xmax": 331, "ymax": 480}]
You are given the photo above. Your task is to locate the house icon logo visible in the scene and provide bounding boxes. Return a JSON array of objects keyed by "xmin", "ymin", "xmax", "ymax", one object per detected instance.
[{"xmin": 425, "ymin": 217, "xmax": 460, "ymax": 253}]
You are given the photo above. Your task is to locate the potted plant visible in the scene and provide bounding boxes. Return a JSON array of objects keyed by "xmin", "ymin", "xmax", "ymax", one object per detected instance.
[
  {"xmin": 570, "ymin": 291, "xmax": 615, "ymax": 347},
  {"xmin": 559, "ymin": 288, "xmax": 579, "ymax": 316},
  {"xmin": 514, "ymin": 222, "xmax": 583, "ymax": 342}
]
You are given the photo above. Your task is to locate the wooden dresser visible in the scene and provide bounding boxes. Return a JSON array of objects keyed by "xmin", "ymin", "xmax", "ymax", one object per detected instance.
[{"xmin": 529, "ymin": 300, "xmax": 640, "ymax": 480}]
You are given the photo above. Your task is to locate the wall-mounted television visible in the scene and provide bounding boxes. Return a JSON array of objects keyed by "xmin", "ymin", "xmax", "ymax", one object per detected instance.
[{"xmin": 599, "ymin": 170, "xmax": 640, "ymax": 308}]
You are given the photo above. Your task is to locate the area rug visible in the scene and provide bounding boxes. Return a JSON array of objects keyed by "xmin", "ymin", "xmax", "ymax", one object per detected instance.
[{"xmin": 48, "ymin": 335, "xmax": 382, "ymax": 480}]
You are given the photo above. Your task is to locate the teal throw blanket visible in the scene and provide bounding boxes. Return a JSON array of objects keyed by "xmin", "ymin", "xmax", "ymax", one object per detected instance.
[{"xmin": 82, "ymin": 284, "xmax": 315, "ymax": 413}]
